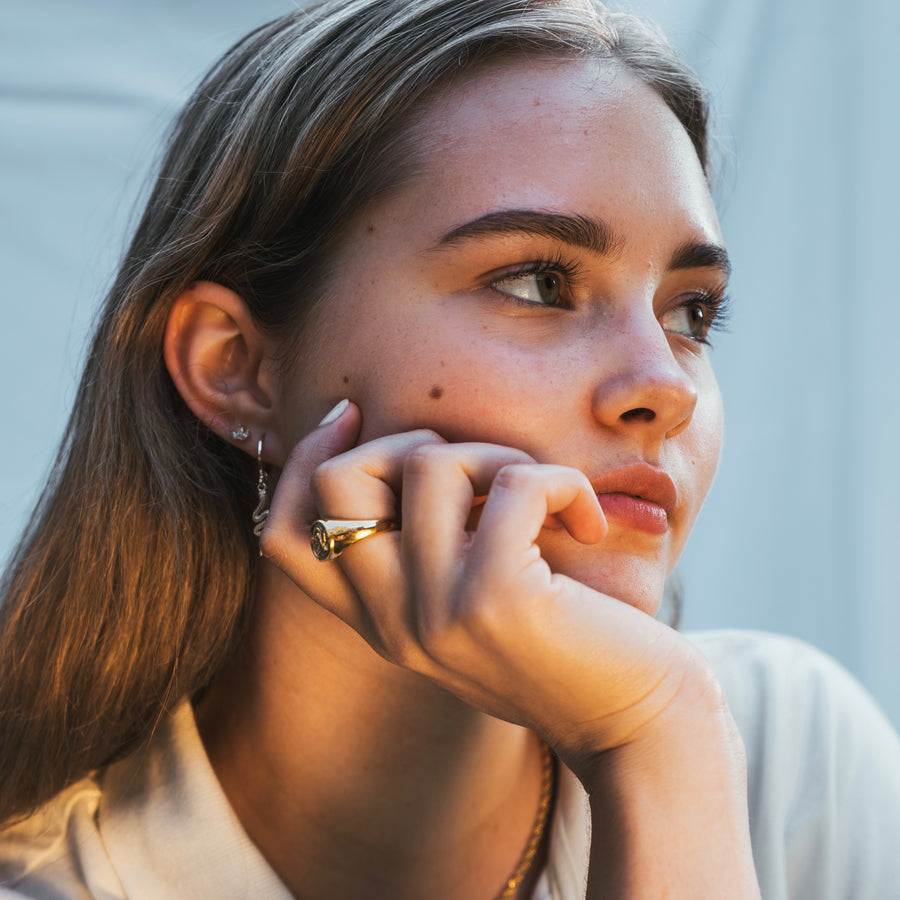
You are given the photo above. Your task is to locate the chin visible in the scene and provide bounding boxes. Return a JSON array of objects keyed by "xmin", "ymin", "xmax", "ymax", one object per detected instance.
[{"xmin": 540, "ymin": 541, "xmax": 666, "ymax": 617}]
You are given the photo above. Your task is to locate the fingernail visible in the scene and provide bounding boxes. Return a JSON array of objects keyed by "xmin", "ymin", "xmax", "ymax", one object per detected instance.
[{"xmin": 318, "ymin": 399, "xmax": 349, "ymax": 426}]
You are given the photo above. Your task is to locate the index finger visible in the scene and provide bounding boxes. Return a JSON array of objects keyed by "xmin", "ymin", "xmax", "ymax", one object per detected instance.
[{"xmin": 268, "ymin": 400, "xmax": 364, "ymax": 528}]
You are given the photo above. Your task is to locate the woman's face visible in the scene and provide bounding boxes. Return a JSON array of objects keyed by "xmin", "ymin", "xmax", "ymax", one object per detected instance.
[{"xmin": 278, "ymin": 59, "xmax": 726, "ymax": 614}]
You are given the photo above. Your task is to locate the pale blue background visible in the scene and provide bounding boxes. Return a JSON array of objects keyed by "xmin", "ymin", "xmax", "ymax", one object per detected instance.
[{"xmin": 2, "ymin": 2, "xmax": 898, "ymax": 725}]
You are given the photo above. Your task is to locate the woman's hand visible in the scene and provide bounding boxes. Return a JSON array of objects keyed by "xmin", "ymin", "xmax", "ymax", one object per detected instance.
[
  {"xmin": 263, "ymin": 403, "xmax": 712, "ymax": 776},
  {"xmin": 262, "ymin": 402, "xmax": 761, "ymax": 897}
]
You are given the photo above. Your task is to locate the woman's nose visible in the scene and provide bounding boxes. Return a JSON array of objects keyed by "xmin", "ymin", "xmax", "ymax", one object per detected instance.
[{"xmin": 590, "ymin": 317, "xmax": 698, "ymax": 441}]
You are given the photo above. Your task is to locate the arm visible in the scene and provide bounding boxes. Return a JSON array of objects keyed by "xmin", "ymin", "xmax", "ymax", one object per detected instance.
[{"xmin": 582, "ymin": 672, "xmax": 759, "ymax": 898}]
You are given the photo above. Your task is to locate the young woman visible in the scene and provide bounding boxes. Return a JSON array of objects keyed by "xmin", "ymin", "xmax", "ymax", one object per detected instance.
[{"xmin": 1, "ymin": 1, "xmax": 899, "ymax": 898}]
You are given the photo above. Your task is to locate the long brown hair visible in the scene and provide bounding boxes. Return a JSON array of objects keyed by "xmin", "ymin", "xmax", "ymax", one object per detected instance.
[{"xmin": 0, "ymin": 0, "xmax": 709, "ymax": 825}]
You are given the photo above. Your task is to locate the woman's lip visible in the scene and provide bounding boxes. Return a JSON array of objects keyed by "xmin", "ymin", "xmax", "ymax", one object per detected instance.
[
  {"xmin": 590, "ymin": 464, "xmax": 678, "ymax": 535},
  {"xmin": 596, "ymin": 492, "xmax": 669, "ymax": 535}
]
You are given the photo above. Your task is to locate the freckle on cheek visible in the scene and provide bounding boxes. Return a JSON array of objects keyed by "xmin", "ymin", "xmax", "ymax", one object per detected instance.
[
  {"xmin": 342, "ymin": 375, "xmax": 350, "ymax": 384},
  {"xmin": 429, "ymin": 385, "xmax": 444, "ymax": 400}
]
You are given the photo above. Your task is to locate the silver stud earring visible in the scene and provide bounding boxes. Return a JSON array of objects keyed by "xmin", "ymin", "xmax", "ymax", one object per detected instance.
[
  {"xmin": 231, "ymin": 424, "xmax": 250, "ymax": 441},
  {"xmin": 252, "ymin": 437, "xmax": 269, "ymax": 541}
]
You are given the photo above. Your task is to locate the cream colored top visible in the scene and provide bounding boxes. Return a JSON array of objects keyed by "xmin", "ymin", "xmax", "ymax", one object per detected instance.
[{"xmin": 2, "ymin": 630, "xmax": 900, "ymax": 899}]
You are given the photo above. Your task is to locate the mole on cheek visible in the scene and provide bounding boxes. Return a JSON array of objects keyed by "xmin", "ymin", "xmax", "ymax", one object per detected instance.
[
  {"xmin": 429, "ymin": 385, "xmax": 444, "ymax": 400},
  {"xmin": 343, "ymin": 375, "xmax": 350, "ymax": 384}
]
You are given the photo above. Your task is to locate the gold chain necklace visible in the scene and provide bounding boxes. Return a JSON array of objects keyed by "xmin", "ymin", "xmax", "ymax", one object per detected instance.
[{"xmin": 496, "ymin": 742, "xmax": 556, "ymax": 900}]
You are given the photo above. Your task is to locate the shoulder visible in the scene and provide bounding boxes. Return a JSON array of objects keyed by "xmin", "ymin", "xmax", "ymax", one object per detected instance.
[
  {"xmin": 688, "ymin": 629, "xmax": 900, "ymax": 900},
  {"xmin": 0, "ymin": 774, "xmax": 124, "ymax": 899},
  {"xmin": 0, "ymin": 701, "xmax": 292, "ymax": 900},
  {"xmin": 687, "ymin": 629, "xmax": 900, "ymax": 769}
]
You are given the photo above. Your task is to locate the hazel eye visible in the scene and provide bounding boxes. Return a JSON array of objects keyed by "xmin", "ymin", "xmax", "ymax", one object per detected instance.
[
  {"xmin": 660, "ymin": 298, "xmax": 709, "ymax": 340},
  {"xmin": 493, "ymin": 270, "xmax": 563, "ymax": 306}
]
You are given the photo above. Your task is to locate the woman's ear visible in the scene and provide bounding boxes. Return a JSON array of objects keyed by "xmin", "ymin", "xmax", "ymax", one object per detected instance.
[{"xmin": 163, "ymin": 281, "xmax": 286, "ymax": 463}]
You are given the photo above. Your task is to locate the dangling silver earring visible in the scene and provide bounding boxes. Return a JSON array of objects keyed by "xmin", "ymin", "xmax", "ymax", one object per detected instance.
[
  {"xmin": 231, "ymin": 424, "xmax": 250, "ymax": 441},
  {"xmin": 252, "ymin": 437, "xmax": 269, "ymax": 540}
]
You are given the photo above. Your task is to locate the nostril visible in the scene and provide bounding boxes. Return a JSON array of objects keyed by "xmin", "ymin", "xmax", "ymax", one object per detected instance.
[{"xmin": 620, "ymin": 407, "xmax": 655, "ymax": 423}]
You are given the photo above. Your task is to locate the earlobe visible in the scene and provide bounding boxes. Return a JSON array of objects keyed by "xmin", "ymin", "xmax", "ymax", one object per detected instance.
[{"xmin": 163, "ymin": 281, "xmax": 285, "ymax": 462}]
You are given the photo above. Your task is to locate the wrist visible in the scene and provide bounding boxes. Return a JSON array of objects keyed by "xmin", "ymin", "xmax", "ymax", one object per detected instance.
[{"xmin": 579, "ymin": 668, "xmax": 761, "ymax": 898}]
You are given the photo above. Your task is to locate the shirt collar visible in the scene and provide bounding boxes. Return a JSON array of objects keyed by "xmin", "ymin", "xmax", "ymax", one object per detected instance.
[
  {"xmin": 97, "ymin": 700, "xmax": 591, "ymax": 900},
  {"xmin": 98, "ymin": 700, "xmax": 292, "ymax": 900}
]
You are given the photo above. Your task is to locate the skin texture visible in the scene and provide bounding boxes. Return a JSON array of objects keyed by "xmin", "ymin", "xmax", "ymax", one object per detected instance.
[
  {"xmin": 278, "ymin": 58, "xmax": 725, "ymax": 615},
  {"xmin": 167, "ymin": 59, "xmax": 759, "ymax": 899}
]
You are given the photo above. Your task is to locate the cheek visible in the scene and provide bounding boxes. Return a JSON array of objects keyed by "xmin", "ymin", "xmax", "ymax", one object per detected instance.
[
  {"xmin": 289, "ymin": 306, "xmax": 474, "ymax": 442},
  {"xmin": 352, "ymin": 358, "xmax": 512, "ymax": 444},
  {"xmin": 670, "ymin": 368, "xmax": 723, "ymax": 557},
  {"xmin": 694, "ymin": 372, "xmax": 724, "ymax": 494},
  {"xmin": 349, "ymin": 334, "xmax": 561, "ymax": 446}
]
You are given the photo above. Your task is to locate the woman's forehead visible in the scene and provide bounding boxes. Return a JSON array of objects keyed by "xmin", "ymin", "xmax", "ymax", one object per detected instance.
[
  {"xmin": 368, "ymin": 57, "xmax": 720, "ymax": 251},
  {"xmin": 420, "ymin": 56, "xmax": 627, "ymax": 126}
]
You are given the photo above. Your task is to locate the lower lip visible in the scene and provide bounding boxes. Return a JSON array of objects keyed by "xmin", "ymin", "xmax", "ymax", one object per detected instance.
[{"xmin": 597, "ymin": 492, "xmax": 669, "ymax": 535}]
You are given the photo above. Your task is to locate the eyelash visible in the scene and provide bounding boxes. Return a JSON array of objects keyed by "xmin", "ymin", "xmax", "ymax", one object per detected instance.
[
  {"xmin": 673, "ymin": 284, "xmax": 732, "ymax": 346},
  {"xmin": 487, "ymin": 252, "xmax": 584, "ymax": 308},
  {"xmin": 487, "ymin": 254, "xmax": 732, "ymax": 344}
]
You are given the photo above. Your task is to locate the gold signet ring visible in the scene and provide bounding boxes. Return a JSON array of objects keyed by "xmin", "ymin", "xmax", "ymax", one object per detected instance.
[{"xmin": 310, "ymin": 518, "xmax": 397, "ymax": 561}]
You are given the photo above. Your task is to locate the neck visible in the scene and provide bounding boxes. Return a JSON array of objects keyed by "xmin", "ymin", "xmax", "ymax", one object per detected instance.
[{"xmin": 197, "ymin": 561, "xmax": 548, "ymax": 899}]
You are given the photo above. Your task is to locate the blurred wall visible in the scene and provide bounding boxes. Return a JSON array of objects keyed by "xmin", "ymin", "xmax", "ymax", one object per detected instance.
[{"xmin": 2, "ymin": 0, "xmax": 898, "ymax": 724}]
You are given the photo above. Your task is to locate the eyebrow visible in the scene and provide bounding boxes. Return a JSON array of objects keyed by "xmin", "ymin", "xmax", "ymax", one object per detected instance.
[
  {"xmin": 436, "ymin": 209, "xmax": 625, "ymax": 258},
  {"xmin": 434, "ymin": 208, "xmax": 731, "ymax": 279},
  {"xmin": 669, "ymin": 241, "xmax": 732, "ymax": 279}
]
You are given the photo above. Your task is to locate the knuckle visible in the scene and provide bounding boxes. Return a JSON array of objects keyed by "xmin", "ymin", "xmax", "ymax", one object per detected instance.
[
  {"xmin": 452, "ymin": 577, "xmax": 511, "ymax": 643},
  {"xmin": 415, "ymin": 608, "xmax": 475, "ymax": 663},
  {"xmin": 461, "ymin": 602, "xmax": 503, "ymax": 646},
  {"xmin": 390, "ymin": 639, "xmax": 422, "ymax": 671},
  {"xmin": 416, "ymin": 619, "xmax": 454, "ymax": 660},
  {"xmin": 404, "ymin": 441, "xmax": 451, "ymax": 477},
  {"xmin": 380, "ymin": 630, "xmax": 428, "ymax": 672},
  {"xmin": 310, "ymin": 457, "xmax": 342, "ymax": 499},
  {"xmin": 257, "ymin": 526, "xmax": 281, "ymax": 563},
  {"xmin": 408, "ymin": 428, "xmax": 445, "ymax": 445},
  {"xmin": 492, "ymin": 463, "xmax": 534, "ymax": 493}
]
